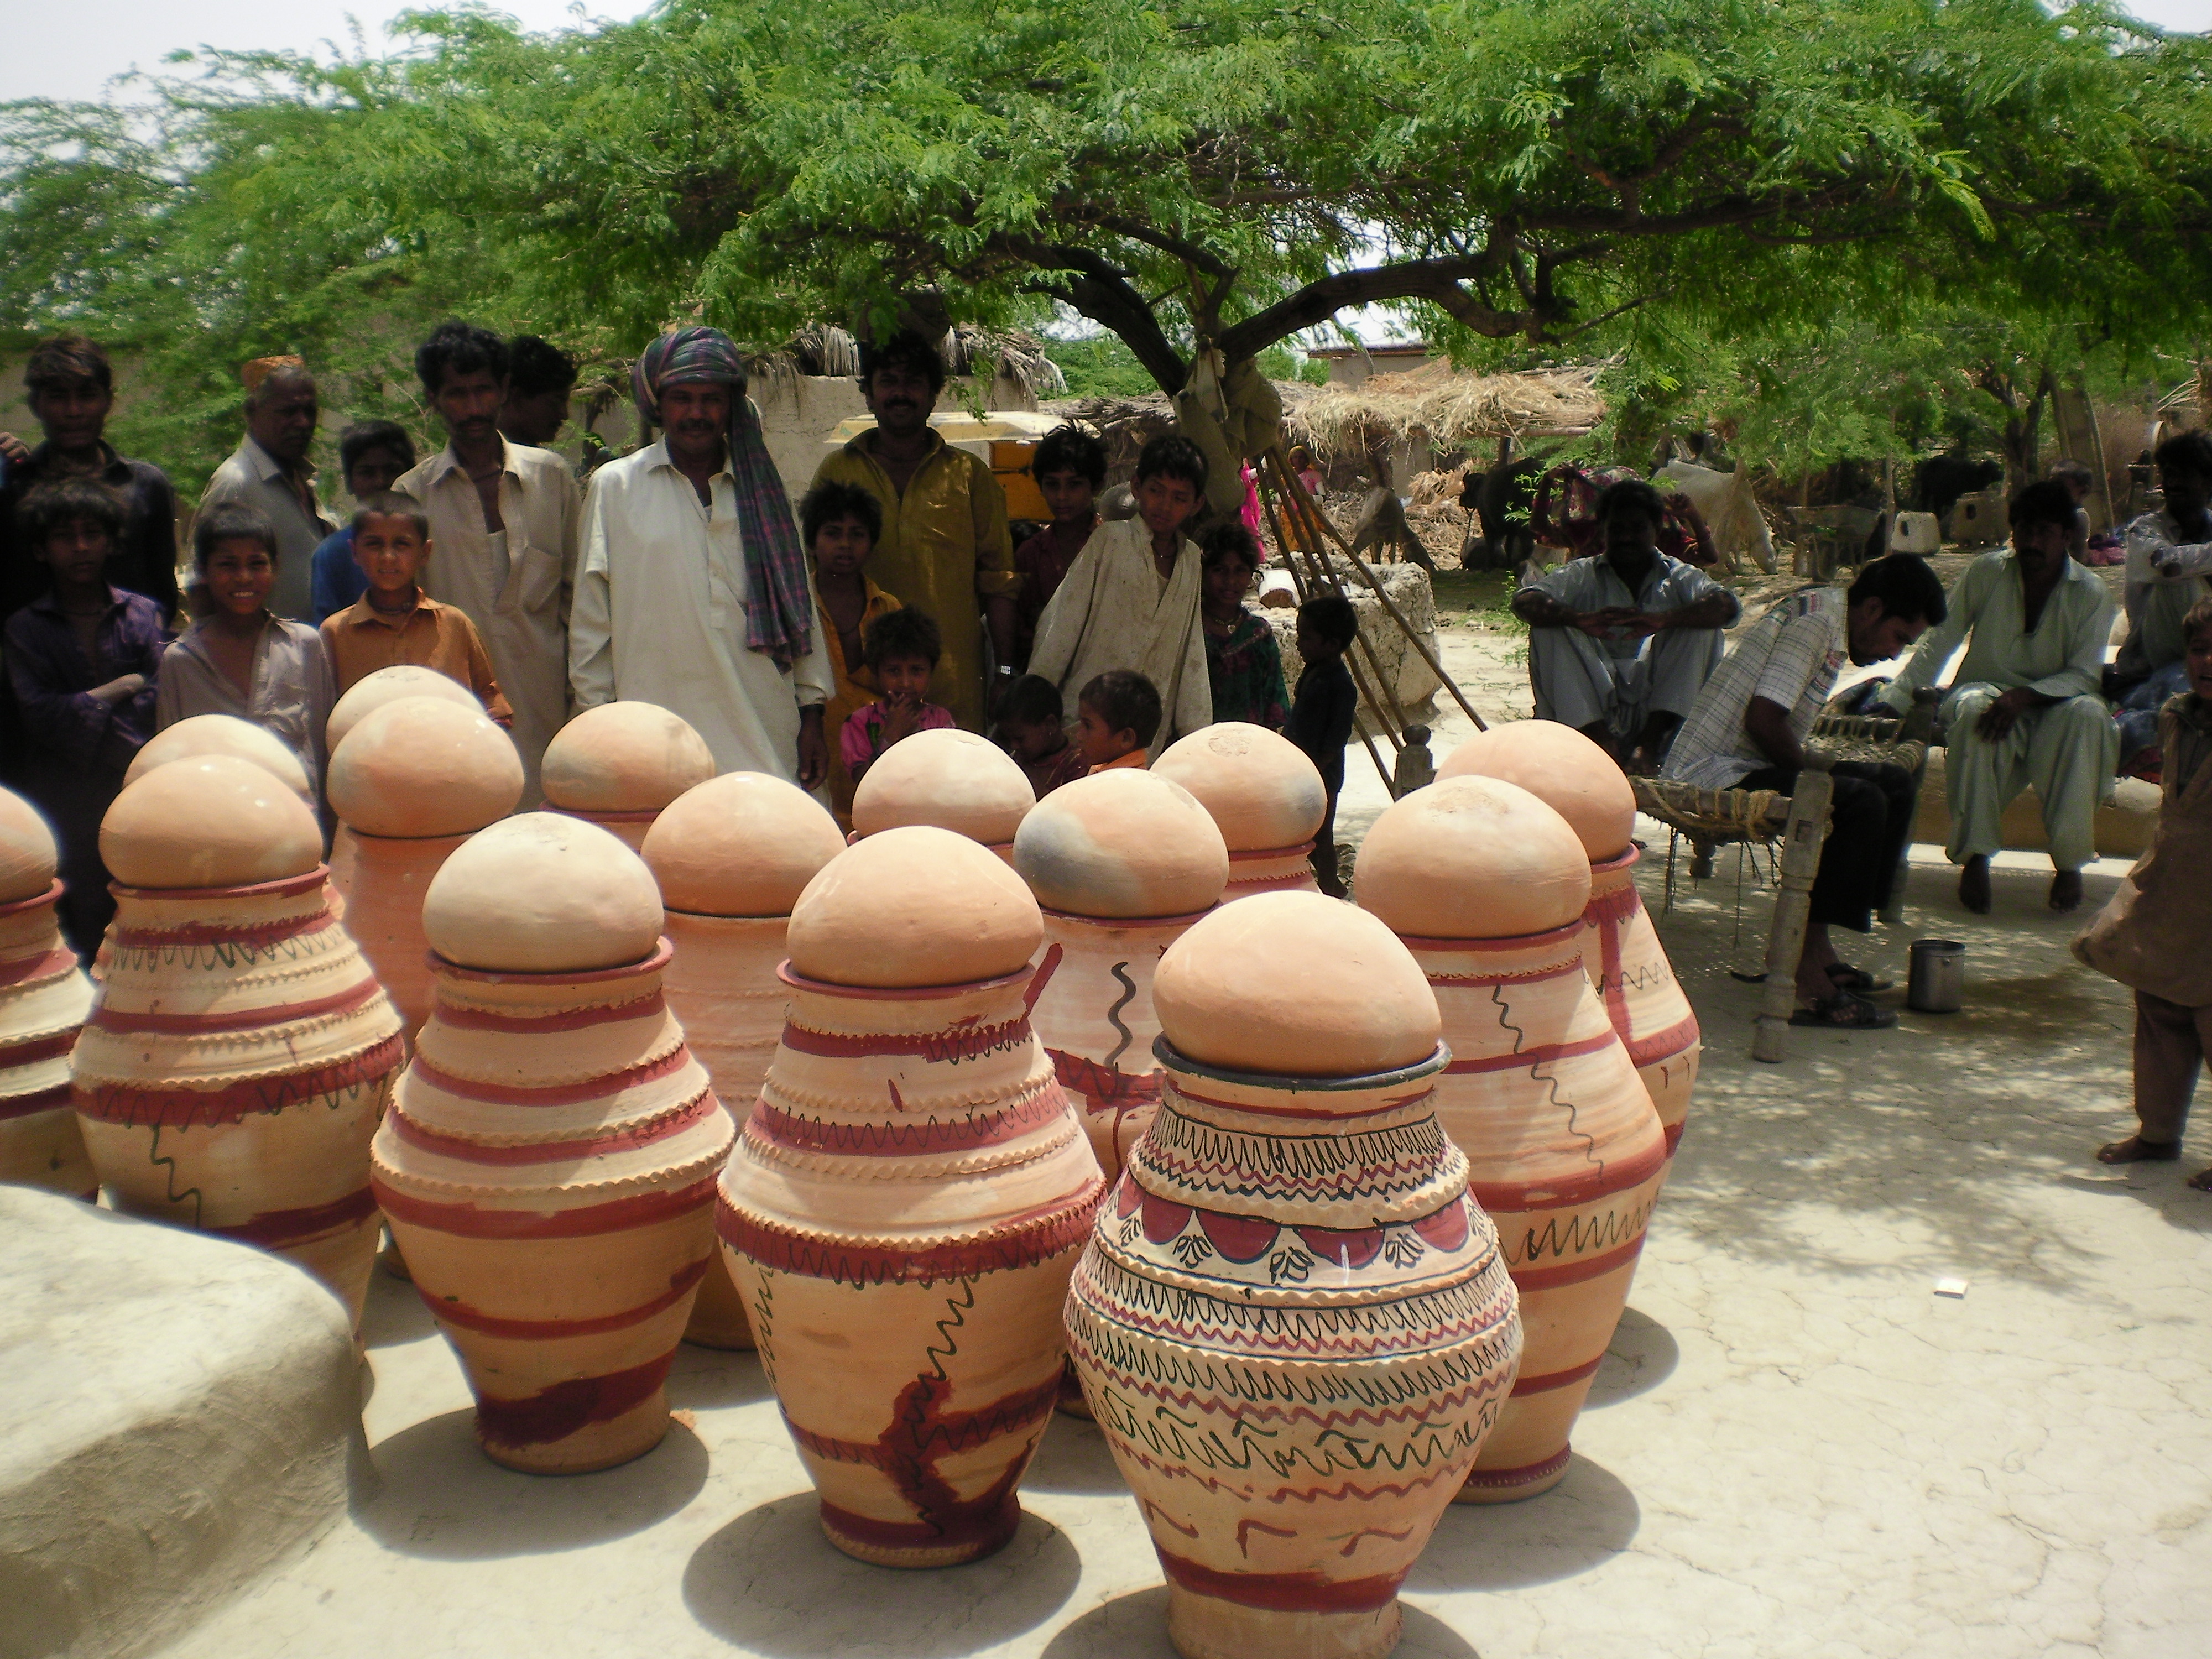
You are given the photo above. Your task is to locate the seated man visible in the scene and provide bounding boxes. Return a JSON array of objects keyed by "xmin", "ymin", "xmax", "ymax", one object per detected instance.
[
  {"xmin": 1512, "ymin": 478, "xmax": 1739, "ymax": 770},
  {"xmin": 1665, "ymin": 556, "xmax": 1949, "ymax": 1027},
  {"xmin": 1874, "ymin": 481, "xmax": 2119, "ymax": 914},
  {"xmin": 2114, "ymin": 430, "xmax": 2212, "ymax": 766}
]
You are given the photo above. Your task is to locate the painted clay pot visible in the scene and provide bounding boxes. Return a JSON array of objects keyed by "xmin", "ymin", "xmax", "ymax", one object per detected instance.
[
  {"xmin": 1067, "ymin": 890, "xmax": 1521, "ymax": 1659},
  {"xmin": 542, "ymin": 702, "xmax": 718, "ymax": 852},
  {"xmin": 0, "ymin": 791, "xmax": 93, "ymax": 1197},
  {"xmin": 1442, "ymin": 721, "xmax": 1702, "ymax": 1158},
  {"xmin": 124, "ymin": 713, "xmax": 315, "ymax": 805},
  {"xmin": 1359, "ymin": 776, "xmax": 1666, "ymax": 1503},
  {"xmin": 326, "ymin": 663, "xmax": 483, "ymax": 752},
  {"xmin": 851, "ymin": 727, "xmax": 1035, "ymax": 862},
  {"xmin": 718, "ymin": 826, "xmax": 1106, "ymax": 1566},
  {"xmin": 72, "ymin": 758, "xmax": 403, "ymax": 1329},
  {"xmin": 643, "ymin": 773, "xmax": 845, "ymax": 1350},
  {"xmin": 327, "ymin": 697, "xmax": 525, "ymax": 1036},
  {"xmin": 1151, "ymin": 722, "xmax": 1327, "ymax": 900},
  {"xmin": 371, "ymin": 813, "xmax": 732, "ymax": 1473}
]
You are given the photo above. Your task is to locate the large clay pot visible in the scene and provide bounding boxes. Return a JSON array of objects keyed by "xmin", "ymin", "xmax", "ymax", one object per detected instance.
[
  {"xmin": 1442, "ymin": 721, "xmax": 1702, "ymax": 1157},
  {"xmin": 371, "ymin": 813, "xmax": 732, "ymax": 1473},
  {"xmin": 850, "ymin": 727, "xmax": 1034, "ymax": 862},
  {"xmin": 718, "ymin": 826, "xmax": 1105, "ymax": 1566},
  {"xmin": 326, "ymin": 664, "xmax": 482, "ymax": 752},
  {"xmin": 1151, "ymin": 721, "xmax": 1327, "ymax": 900},
  {"xmin": 1359, "ymin": 776, "xmax": 1666, "ymax": 1504},
  {"xmin": 72, "ymin": 758, "xmax": 403, "ymax": 1329},
  {"xmin": 1066, "ymin": 890, "xmax": 1521, "ymax": 1659},
  {"xmin": 124, "ymin": 713, "xmax": 315, "ymax": 805},
  {"xmin": 328, "ymin": 697, "xmax": 524, "ymax": 1037},
  {"xmin": 643, "ymin": 773, "xmax": 845, "ymax": 1350},
  {"xmin": 0, "ymin": 791, "xmax": 93, "ymax": 1197},
  {"xmin": 543, "ymin": 702, "xmax": 717, "ymax": 852}
]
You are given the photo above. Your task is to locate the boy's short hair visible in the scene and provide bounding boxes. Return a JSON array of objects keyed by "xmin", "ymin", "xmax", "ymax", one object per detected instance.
[
  {"xmin": 1031, "ymin": 425, "xmax": 1108, "ymax": 489},
  {"xmin": 1595, "ymin": 477, "xmax": 1668, "ymax": 528},
  {"xmin": 997, "ymin": 674, "xmax": 1063, "ymax": 728},
  {"xmin": 799, "ymin": 479, "xmax": 883, "ymax": 549},
  {"xmin": 351, "ymin": 490, "xmax": 432, "ymax": 541},
  {"xmin": 2183, "ymin": 596, "xmax": 2212, "ymax": 647},
  {"xmin": 1078, "ymin": 669, "xmax": 1162, "ymax": 746},
  {"xmin": 1846, "ymin": 554, "xmax": 1949, "ymax": 628},
  {"xmin": 2154, "ymin": 429, "xmax": 2212, "ymax": 482},
  {"xmin": 2008, "ymin": 479, "xmax": 2078, "ymax": 536},
  {"xmin": 860, "ymin": 329, "xmax": 947, "ymax": 396},
  {"xmin": 1134, "ymin": 434, "xmax": 1208, "ymax": 496},
  {"xmin": 194, "ymin": 502, "xmax": 280, "ymax": 570},
  {"xmin": 15, "ymin": 477, "xmax": 127, "ymax": 546},
  {"xmin": 1298, "ymin": 594, "xmax": 1359, "ymax": 651},
  {"xmin": 863, "ymin": 606, "xmax": 942, "ymax": 672},
  {"xmin": 507, "ymin": 336, "xmax": 578, "ymax": 399},
  {"xmin": 1199, "ymin": 521, "xmax": 1262, "ymax": 571},
  {"xmin": 338, "ymin": 419, "xmax": 416, "ymax": 478},
  {"xmin": 415, "ymin": 320, "xmax": 511, "ymax": 398},
  {"xmin": 24, "ymin": 333, "xmax": 111, "ymax": 397},
  {"xmin": 2051, "ymin": 458, "xmax": 2095, "ymax": 491}
]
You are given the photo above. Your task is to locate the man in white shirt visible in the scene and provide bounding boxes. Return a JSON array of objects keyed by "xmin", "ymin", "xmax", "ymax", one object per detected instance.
[
  {"xmin": 1663, "ymin": 555, "xmax": 1948, "ymax": 1025},
  {"xmin": 2114, "ymin": 430, "xmax": 2212, "ymax": 765},
  {"xmin": 570, "ymin": 328, "xmax": 830, "ymax": 786},
  {"xmin": 199, "ymin": 359, "xmax": 332, "ymax": 622}
]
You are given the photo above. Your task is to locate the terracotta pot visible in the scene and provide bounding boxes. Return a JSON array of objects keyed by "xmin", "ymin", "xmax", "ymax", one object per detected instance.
[
  {"xmin": 372, "ymin": 941, "xmax": 731, "ymax": 1473},
  {"xmin": 719, "ymin": 829, "xmax": 1104, "ymax": 1567},
  {"xmin": 422, "ymin": 813, "xmax": 664, "ymax": 975},
  {"xmin": 124, "ymin": 713, "xmax": 315, "ymax": 804},
  {"xmin": 1584, "ymin": 847, "xmax": 1701, "ymax": 1160},
  {"xmin": 1438, "ymin": 719, "xmax": 1636, "ymax": 863},
  {"xmin": 102, "ymin": 755, "xmax": 324, "ymax": 892},
  {"xmin": 0, "ymin": 880, "xmax": 95, "ymax": 1198},
  {"xmin": 328, "ymin": 696, "xmax": 523, "ymax": 841},
  {"xmin": 327, "ymin": 664, "xmax": 482, "ymax": 752},
  {"xmin": 1067, "ymin": 894, "xmax": 1519, "ymax": 1659},
  {"xmin": 328, "ymin": 827, "xmax": 471, "ymax": 1039},
  {"xmin": 72, "ymin": 867, "xmax": 404, "ymax": 1330},
  {"xmin": 850, "ymin": 727, "xmax": 1035, "ymax": 850},
  {"xmin": 1151, "ymin": 722, "xmax": 1327, "ymax": 902},
  {"xmin": 1358, "ymin": 778, "xmax": 1665, "ymax": 1504},
  {"xmin": 543, "ymin": 703, "xmax": 717, "ymax": 813}
]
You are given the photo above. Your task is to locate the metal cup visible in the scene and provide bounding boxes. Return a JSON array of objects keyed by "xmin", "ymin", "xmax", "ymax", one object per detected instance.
[{"xmin": 1907, "ymin": 940, "xmax": 1965, "ymax": 1014}]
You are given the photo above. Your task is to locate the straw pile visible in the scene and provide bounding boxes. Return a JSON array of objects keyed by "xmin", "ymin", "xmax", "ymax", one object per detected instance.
[{"xmin": 1285, "ymin": 361, "xmax": 1605, "ymax": 462}]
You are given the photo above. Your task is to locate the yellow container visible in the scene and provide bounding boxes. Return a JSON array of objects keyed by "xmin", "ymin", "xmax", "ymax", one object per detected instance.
[{"xmin": 993, "ymin": 440, "xmax": 1048, "ymax": 520}]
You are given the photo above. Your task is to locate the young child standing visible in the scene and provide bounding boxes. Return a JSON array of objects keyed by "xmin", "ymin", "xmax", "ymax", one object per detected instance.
[
  {"xmin": 158, "ymin": 502, "xmax": 337, "ymax": 796},
  {"xmin": 2, "ymin": 479, "xmax": 169, "ymax": 956},
  {"xmin": 320, "ymin": 491, "xmax": 509, "ymax": 720},
  {"xmin": 1285, "ymin": 595, "xmax": 1360, "ymax": 897},
  {"xmin": 995, "ymin": 673, "xmax": 1087, "ymax": 797},
  {"xmin": 802, "ymin": 479, "xmax": 904, "ymax": 822},
  {"xmin": 310, "ymin": 421, "xmax": 416, "ymax": 624},
  {"xmin": 2083, "ymin": 597, "xmax": 2212, "ymax": 1188},
  {"xmin": 1074, "ymin": 669, "xmax": 1162, "ymax": 775},
  {"xmin": 1199, "ymin": 523, "xmax": 1288, "ymax": 731},
  {"xmin": 1014, "ymin": 425, "xmax": 1107, "ymax": 669},
  {"xmin": 842, "ymin": 607, "xmax": 956, "ymax": 785}
]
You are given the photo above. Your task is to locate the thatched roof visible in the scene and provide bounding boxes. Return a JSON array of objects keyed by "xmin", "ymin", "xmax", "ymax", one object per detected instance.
[
  {"xmin": 1285, "ymin": 361, "xmax": 1605, "ymax": 461},
  {"xmin": 747, "ymin": 323, "xmax": 1065, "ymax": 397}
]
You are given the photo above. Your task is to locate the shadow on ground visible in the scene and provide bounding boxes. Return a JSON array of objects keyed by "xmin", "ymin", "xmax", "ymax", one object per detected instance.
[
  {"xmin": 1410, "ymin": 1452, "xmax": 1639, "ymax": 1593},
  {"xmin": 1021, "ymin": 1411, "xmax": 1129, "ymax": 1495},
  {"xmin": 683, "ymin": 1496, "xmax": 1079, "ymax": 1657},
  {"xmin": 1584, "ymin": 1307, "xmax": 1679, "ymax": 1409},
  {"xmin": 1037, "ymin": 1587, "xmax": 1481, "ymax": 1658}
]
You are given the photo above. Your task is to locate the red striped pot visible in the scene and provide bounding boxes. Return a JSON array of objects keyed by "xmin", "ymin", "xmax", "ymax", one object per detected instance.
[
  {"xmin": 0, "ymin": 880, "xmax": 95, "ymax": 1198},
  {"xmin": 1066, "ymin": 1041, "xmax": 1520, "ymax": 1659},
  {"xmin": 1399, "ymin": 920, "xmax": 1667, "ymax": 1504},
  {"xmin": 718, "ymin": 961, "xmax": 1107, "ymax": 1568},
  {"xmin": 661, "ymin": 911, "xmax": 787, "ymax": 1350},
  {"xmin": 1585, "ymin": 847, "xmax": 1700, "ymax": 1161},
  {"xmin": 371, "ymin": 940, "xmax": 732, "ymax": 1473},
  {"xmin": 71, "ymin": 868, "xmax": 404, "ymax": 1329},
  {"xmin": 1222, "ymin": 842, "xmax": 1319, "ymax": 900},
  {"xmin": 328, "ymin": 823, "xmax": 471, "ymax": 1039}
]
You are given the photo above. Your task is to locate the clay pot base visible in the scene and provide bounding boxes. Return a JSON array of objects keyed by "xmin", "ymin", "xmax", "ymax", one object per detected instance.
[
  {"xmin": 1053, "ymin": 1360, "xmax": 1093, "ymax": 1420},
  {"xmin": 1454, "ymin": 1443, "xmax": 1574, "ymax": 1504},
  {"xmin": 477, "ymin": 1385, "xmax": 672, "ymax": 1475},
  {"xmin": 1166, "ymin": 1588, "xmax": 1402, "ymax": 1659},
  {"xmin": 818, "ymin": 1491, "xmax": 1024, "ymax": 1569},
  {"xmin": 682, "ymin": 1258, "xmax": 757, "ymax": 1350}
]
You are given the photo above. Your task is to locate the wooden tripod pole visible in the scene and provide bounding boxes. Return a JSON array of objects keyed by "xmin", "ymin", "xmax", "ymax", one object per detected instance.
[
  {"xmin": 1256, "ymin": 476, "xmax": 1397, "ymax": 795},
  {"xmin": 1262, "ymin": 458, "xmax": 1410, "ymax": 754}
]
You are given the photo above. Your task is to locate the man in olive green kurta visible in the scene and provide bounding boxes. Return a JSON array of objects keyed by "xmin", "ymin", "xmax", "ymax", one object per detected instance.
[{"xmin": 808, "ymin": 333, "xmax": 1016, "ymax": 732}]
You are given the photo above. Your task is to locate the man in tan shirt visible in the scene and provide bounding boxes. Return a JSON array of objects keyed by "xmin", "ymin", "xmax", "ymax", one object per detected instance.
[
  {"xmin": 319, "ymin": 492, "xmax": 511, "ymax": 722},
  {"xmin": 396, "ymin": 322, "xmax": 581, "ymax": 804}
]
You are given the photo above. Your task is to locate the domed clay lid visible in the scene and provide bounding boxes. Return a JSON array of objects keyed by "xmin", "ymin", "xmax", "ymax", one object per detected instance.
[
  {"xmin": 1013, "ymin": 769, "xmax": 1228, "ymax": 919},
  {"xmin": 1439, "ymin": 718, "xmax": 1635, "ymax": 861},
  {"xmin": 1153, "ymin": 890, "xmax": 1439, "ymax": 1078},
  {"xmin": 787, "ymin": 825, "xmax": 1042, "ymax": 988},
  {"xmin": 850, "ymin": 727, "xmax": 1035, "ymax": 846},
  {"xmin": 422, "ymin": 812, "xmax": 665, "ymax": 973},
  {"xmin": 1150, "ymin": 721, "xmax": 1327, "ymax": 851},
  {"xmin": 1357, "ymin": 774, "xmax": 1591, "ymax": 940},
  {"xmin": 328, "ymin": 697, "xmax": 524, "ymax": 838},
  {"xmin": 0, "ymin": 786, "xmax": 59, "ymax": 904},
  {"xmin": 643, "ymin": 772, "xmax": 846, "ymax": 917},
  {"xmin": 541, "ymin": 702, "xmax": 717, "ymax": 813},
  {"xmin": 327, "ymin": 665, "xmax": 481, "ymax": 752},
  {"xmin": 124, "ymin": 714, "xmax": 313, "ymax": 802},
  {"xmin": 101, "ymin": 755, "xmax": 323, "ymax": 890}
]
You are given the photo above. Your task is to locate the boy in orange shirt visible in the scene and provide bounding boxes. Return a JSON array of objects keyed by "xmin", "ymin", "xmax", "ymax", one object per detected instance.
[
  {"xmin": 319, "ymin": 491, "xmax": 510, "ymax": 722},
  {"xmin": 1076, "ymin": 669, "xmax": 1160, "ymax": 774}
]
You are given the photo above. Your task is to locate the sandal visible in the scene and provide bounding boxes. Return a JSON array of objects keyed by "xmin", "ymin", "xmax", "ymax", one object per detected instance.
[
  {"xmin": 2188, "ymin": 1168, "xmax": 2212, "ymax": 1193},
  {"xmin": 2097, "ymin": 1136, "xmax": 2180, "ymax": 1165},
  {"xmin": 1789, "ymin": 990, "xmax": 1898, "ymax": 1030},
  {"xmin": 1825, "ymin": 962, "xmax": 1895, "ymax": 994}
]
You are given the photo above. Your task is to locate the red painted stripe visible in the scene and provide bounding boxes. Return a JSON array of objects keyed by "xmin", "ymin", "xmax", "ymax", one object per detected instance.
[
  {"xmin": 1040, "ymin": 905, "xmax": 1213, "ymax": 928},
  {"xmin": 0, "ymin": 1032, "xmax": 76, "ymax": 1071},
  {"xmin": 0, "ymin": 1082, "xmax": 73, "ymax": 1122},
  {"xmin": 109, "ymin": 906, "xmax": 332, "ymax": 951},
  {"xmin": 374, "ymin": 1173, "xmax": 718, "ymax": 1239},
  {"xmin": 1663, "ymin": 1120, "xmax": 1686, "ymax": 1156},
  {"xmin": 110, "ymin": 868, "xmax": 327, "ymax": 903},
  {"xmin": 775, "ymin": 962, "xmax": 1036, "ymax": 1001},
  {"xmin": 748, "ymin": 1093, "xmax": 1057, "ymax": 1158},
  {"xmin": 561, "ymin": 806, "xmax": 659, "ymax": 823},
  {"xmin": 1442, "ymin": 1030, "xmax": 1618, "ymax": 1074},
  {"xmin": 789, "ymin": 1375, "xmax": 1060, "ymax": 1470},
  {"xmin": 778, "ymin": 1014, "xmax": 1033, "ymax": 1066},
  {"xmin": 424, "ymin": 1255, "xmax": 709, "ymax": 1338},
  {"xmin": 75, "ymin": 1037, "xmax": 403, "ymax": 1129},
  {"xmin": 1396, "ymin": 918, "xmax": 1586, "ymax": 952},
  {"xmin": 1426, "ymin": 958, "xmax": 1587, "ymax": 987},
  {"xmin": 819, "ymin": 1494, "xmax": 1021, "ymax": 1556},
  {"xmin": 717, "ymin": 1181, "xmax": 1104, "ymax": 1284},
  {"xmin": 1155, "ymin": 1547, "xmax": 1405, "ymax": 1615},
  {"xmin": 428, "ymin": 936, "xmax": 672, "ymax": 987},
  {"xmin": 90, "ymin": 975, "xmax": 382, "ymax": 1036},
  {"xmin": 1462, "ymin": 1444, "xmax": 1572, "ymax": 1492},
  {"xmin": 475, "ymin": 1352, "xmax": 675, "ymax": 1450},
  {"xmin": 1624, "ymin": 1014, "xmax": 1700, "ymax": 1068},
  {"xmin": 389, "ymin": 1089, "xmax": 720, "ymax": 1165},
  {"xmin": 1508, "ymin": 1354, "xmax": 1605, "ymax": 1396},
  {"xmin": 1509, "ymin": 1234, "xmax": 1647, "ymax": 1292},
  {"xmin": 407, "ymin": 1044, "xmax": 693, "ymax": 1109},
  {"xmin": 1469, "ymin": 1142, "xmax": 1665, "ymax": 1216},
  {"xmin": 1051, "ymin": 1048, "xmax": 1160, "ymax": 1105},
  {"xmin": 431, "ymin": 991, "xmax": 666, "ymax": 1035},
  {"xmin": 207, "ymin": 1185, "xmax": 378, "ymax": 1249},
  {"xmin": 1166, "ymin": 1081, "xmax": 1433, "ymax": 1123},
  {"xmin": 1227, "ymin": 841, "xmax": 1314, "ymax": 862},
  {"xmin": 0, "ymin": 944, "xmax": 76, "ymax": 989},
  {"xmin": 1588, "ymin": 846, "xmax": 1640, "ymax": 879},
  {"xmin": 0, "ymin": 879, "xmax": 64, "ymax": 919}
]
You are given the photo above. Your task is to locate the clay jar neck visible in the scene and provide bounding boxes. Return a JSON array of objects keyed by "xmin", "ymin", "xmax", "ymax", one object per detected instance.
[
  {"xmin": 662, "ymin": 911, "xmax": 789, "ymax": 942},
  {"xmin": 1037, "ymin": 904, "xmax": 1212, "ymax": 935},
  {"xmin": 427, "ymin": 936, "xmax": 675, "ymax": 1021},
  {"xmin": 107, "ymin": 867, "xmax": 332, "ymax": 937},
  {"xmin": 772, "ymin": 959, "xmax": 1042, "ymax": 1044},
  {"xmin": 1583, "ymin": 845, "xmax": 1641, "ymax": 924},
  {"xmin": 0, "ymin": 879, "xmax": 67, "ymax": 961}
]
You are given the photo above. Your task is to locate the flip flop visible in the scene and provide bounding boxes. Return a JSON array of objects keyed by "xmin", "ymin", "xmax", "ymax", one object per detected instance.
[
  {"xmin": 1825, "ymin": 962, "xmax": 1895, "ymax": 994},
  {"xmin": 2098, "ymin": 1136, "xmax": 2180, "ymax": 1165},
  {"xmin": 1790, "ymin": 991, "xmax": 1898, "ymax": 1030}
]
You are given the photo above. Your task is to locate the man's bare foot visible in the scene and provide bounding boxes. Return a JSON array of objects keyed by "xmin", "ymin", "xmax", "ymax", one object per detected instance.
[
  {"xmin": 2097, "ymin": 1135, "xmax": 2180, "ymax": 1164},
  {"xmin": 2049, "ymin": 869, "xmax": 2084, "ymax": 912},
  {"xmin": 2189, "ymin": 1167, "xmax": 2212, "ymax": 1192},
  {"xmin": 1958, "ymin": 855, "xmax": 1991, "ymax": 915}
]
